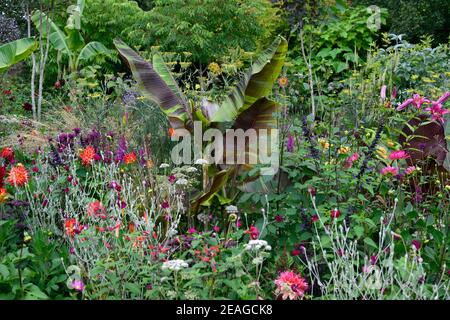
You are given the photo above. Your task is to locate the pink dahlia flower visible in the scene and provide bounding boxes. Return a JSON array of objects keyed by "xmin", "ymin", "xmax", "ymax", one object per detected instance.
[
  {"xmin": 275, "ymin": 271, "xmax": 308, "ymax": 300},
  {"xmin": 388, "ymin": 150, "xmax": 409, "ymax": 160}
]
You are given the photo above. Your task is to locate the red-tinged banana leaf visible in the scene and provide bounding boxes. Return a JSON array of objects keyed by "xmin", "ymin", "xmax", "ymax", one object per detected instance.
[
  {"xmin": 399, "ymin": 114, "xmax": 447, "ymax": 168},
  {"xmin": 237, "ymin": 168, "xmax": 291, "ymax": 193},
  {"xmin": 221, "ymin": 97, "xmax": 279, "ymax": 173},
  {"xmin": 210, "ymin": 36, "xmax": 288, "ymax": 123},
  {"xmin": 191, "ymin": 169, "xmax": 234, "ymax": 214},
  {"xmin": 113, "ymin": 39, "xmax": 191, "ymax": 132}
]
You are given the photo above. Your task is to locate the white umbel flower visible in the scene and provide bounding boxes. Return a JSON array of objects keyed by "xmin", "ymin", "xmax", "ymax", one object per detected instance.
[
  {"xmin": 194, "ymin": 158, "xmax": 209, "ymax": 165},
  {"xmin": 159, "ymin": 163, "xmax": 170, "ymax": 168},
  {"xmin": 185, "ymin": 167, "xmax": 198, "ymax": 173},
  {"xmin": 162, "ymin": 259, "xmax": 188, "ymax": 271},
  {"xmin": 245, "ymin": 240, "xmax": 271, "ymax": 251},
  {"xmin": 175, "ymin": 178, "xmax": 189, "ymax": 185}
]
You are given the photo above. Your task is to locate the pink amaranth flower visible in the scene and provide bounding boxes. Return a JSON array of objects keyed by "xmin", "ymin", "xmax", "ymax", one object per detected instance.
[
  {"xmin": 162, "ymin": 200, "xmax": 169, "ymax": 209},
  {"xmin": 388, "ymin": 150, "xmax": 409, "ymax": 160},
  {"xmin": 425, "ymin": 101, "xmax": 449, "ymax": 124},
  {"xmin": 188, "ymin": 227, "xmax": 197, "ymax": 234},
  {"xmin": 381, "ymin": 166, "xmax": 398, "ymax": 176},
  {"xmin": 213, "ymin": 225, "xmax": 220, "ymax": 233},
  {"xmin": 291, "ymin": 249, "xmax": 301, "ymax": 256},
  {"xmin": 311, "ymin": 215, "xmax": 319, "ymax": 223},
  {"xmin": 168, "ymin": 175, "xmax": 176, "ymax": 184},
  {"xmin": 275, "ymin": 215, "xmax": 284, "ymax": 222},
  {"xmin": 275, "ymin": 271, "xmax": 308, "ymax": 300},
  {"xmin": 71, "ymin": 279, "xmax": 85, "ymax": 292},
  {"xmin": 405, "ymin": 166, "xmax": 416, "ymax": 175}
]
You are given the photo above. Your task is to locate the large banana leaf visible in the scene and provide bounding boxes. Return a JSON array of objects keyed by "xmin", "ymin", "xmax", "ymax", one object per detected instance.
[
  {"xmin": 65, "ymin": 0, "xmax": 86, "ymax": 52},
  {"xmin": 222, "ymin": 97, "xmax": 279, "ymax": 172},
  {"xmin": 191, "ymin": 169, "xmax": 234, "ymax": 214},
  {"xmin": 76, "ymin": 41, "xmax": 113, "ymax": 69},
  {"xmin": 114, "ymin": 39, "xmax": 191, "ymax": 131},
  {"xmin": 0, "ymin": 37, "xmax": 38, "ymax": 72},
  {"xmin": 32, "ymin": 10, "xmax": 70, "ymax": 55},
  {"xmin": 210, "ymin": 36, "xmax": 288, "ymax": 122},
  {"xmin": 152, "ymin": 53, "xmax": 187, "ymax": 103}
]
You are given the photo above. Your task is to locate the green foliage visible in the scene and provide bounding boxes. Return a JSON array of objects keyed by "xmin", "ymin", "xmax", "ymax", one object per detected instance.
[
  {"xmin": 0, "ymin": 37, "xmax": 38, "ymax": 72},
  {"xmin": 353, "ymin": 0, "xmax": 450, "ymax": 45},
  {"xmin": 90, "ymin": 0, "xmax": 280, "ymax": 64},
  {"xmin": 32, "ymin": 0, "xmax": 115, "ymax": 74},
  {"xmin": 0, "ymin": 222, "xmax": 71, "ymax": 300},
  {"xmin": 289, "ymin": 5, "xmax": 387, "ymax": 80}
]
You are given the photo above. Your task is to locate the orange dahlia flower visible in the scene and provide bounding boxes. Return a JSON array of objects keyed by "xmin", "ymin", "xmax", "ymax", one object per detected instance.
[
  {"xmin": 0, "ymin": 188, "xmax": 8, "ymax": 203},
  {"xmin": 278, "ymin": 76, "xmax": 289, "ymax": 88},
  {"xmin": 124, "ymin": 152, "xmax": 137, "ymax": 165},
  {"xmin": 80, "ymin": 146, "xmax": 96, "ymax": 167},
  {"xmin": 7, "ymin": 164, "xmax": 29, "ymax": 187}
]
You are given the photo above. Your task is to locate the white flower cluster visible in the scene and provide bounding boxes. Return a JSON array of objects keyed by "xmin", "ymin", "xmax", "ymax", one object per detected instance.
[
  {"xmin": 195, "ymin": 159, "xmax": 209, "ymax": 165},
  {"xmin": 225, "ymin": 205, "xmax": 238, "ymax": 214},
  {"xmin": 159, "ymin": 163, "xmax": 170, "ymax": 168},
  {"xmin": 184, "ymin": 167, "xmax": 198, "ymax": 173},
  {"xmin": 245, "ymin": 240, "xmax": 271, "ymax": 252},
  {"xmin": 161, "ymin": 259, "xmax": 189, "ymax": 271},
  {"xmin": 175, "ymin": 178, "xmax": 189, "ymax": 185}
]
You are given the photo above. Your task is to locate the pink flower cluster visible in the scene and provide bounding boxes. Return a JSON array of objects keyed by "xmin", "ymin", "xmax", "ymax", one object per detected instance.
[
  {"xmin": 397, "ymin": 92, "xmax": 450, "ymax": 124},
  {"xmin": 274, "ymin": 271, "xmax": 308, "ymax": 300}
]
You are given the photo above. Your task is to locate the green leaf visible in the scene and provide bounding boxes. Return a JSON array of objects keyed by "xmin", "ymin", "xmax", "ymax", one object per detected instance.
[
  {"xmin": 364, "ymin": 237, "xmax": 378, "ymax": 250},
  {"xmin": 191, "ymin": 169, "xmax": 233, "ymax": 213},
  {"xmin": 210, "ymin": 36, "xmax": 288, "ymax": 122},
  {"xmin": 31, "ymin": 11, "xmax": 70, "ymax": 55},
  {"xmin": 113, "ymin": 39, "xmax": 191, "ymax": 132},
  {"xmin": 0, "ymin": 264, "xmax": 9, "ymax": 279},
  {"xmin": 76, "ymin": 41, "xmax": 112, "ymax": 69},
  {"xmin": 0, "ymin": 37, "xmax": 38, "ymax": 72}
]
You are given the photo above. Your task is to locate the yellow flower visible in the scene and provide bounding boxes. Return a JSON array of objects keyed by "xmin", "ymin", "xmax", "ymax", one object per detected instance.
[
  {"xmin": 445, "ymin": 185, "xmax": 450, "ymax": 191},
  {"xmin": 208, "ymin": 62, "xmax": 222, "ymax": 75},
  {"xmin": 376, "ymin": 146, "xmax": 388, "ymax": 159},
  {"xmin": 338, "ymin": 146, "xmax": 350, "ymax": 154},
  {"xmin": 386, "ymin": 139, "xmax": 395, "ymax": 148},
  {"xmin": 318, "ymin": 138, "xmax": 330, "ymax": 150},
  {"xmin": 411, "ymin": 74, "xmax": 419, "ymax": 80}
]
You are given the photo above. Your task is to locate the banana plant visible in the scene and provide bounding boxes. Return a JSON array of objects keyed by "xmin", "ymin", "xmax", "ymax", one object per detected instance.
[
  {"xmin": 114, "ymin": 36, "xmax": 288, "ymax": 213},
  {"xmin": 0, "ymin": 37, "xmax": 38, "ymax": 73},
  {"xmin": 31, "ymin": 0, "xmax": 113, "ymax": 74}
]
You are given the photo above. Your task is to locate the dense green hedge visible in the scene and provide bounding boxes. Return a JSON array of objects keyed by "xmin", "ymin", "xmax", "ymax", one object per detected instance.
[{"xmin": 353, "ymin": 0, "xmax": 449, "ymax": 45}]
